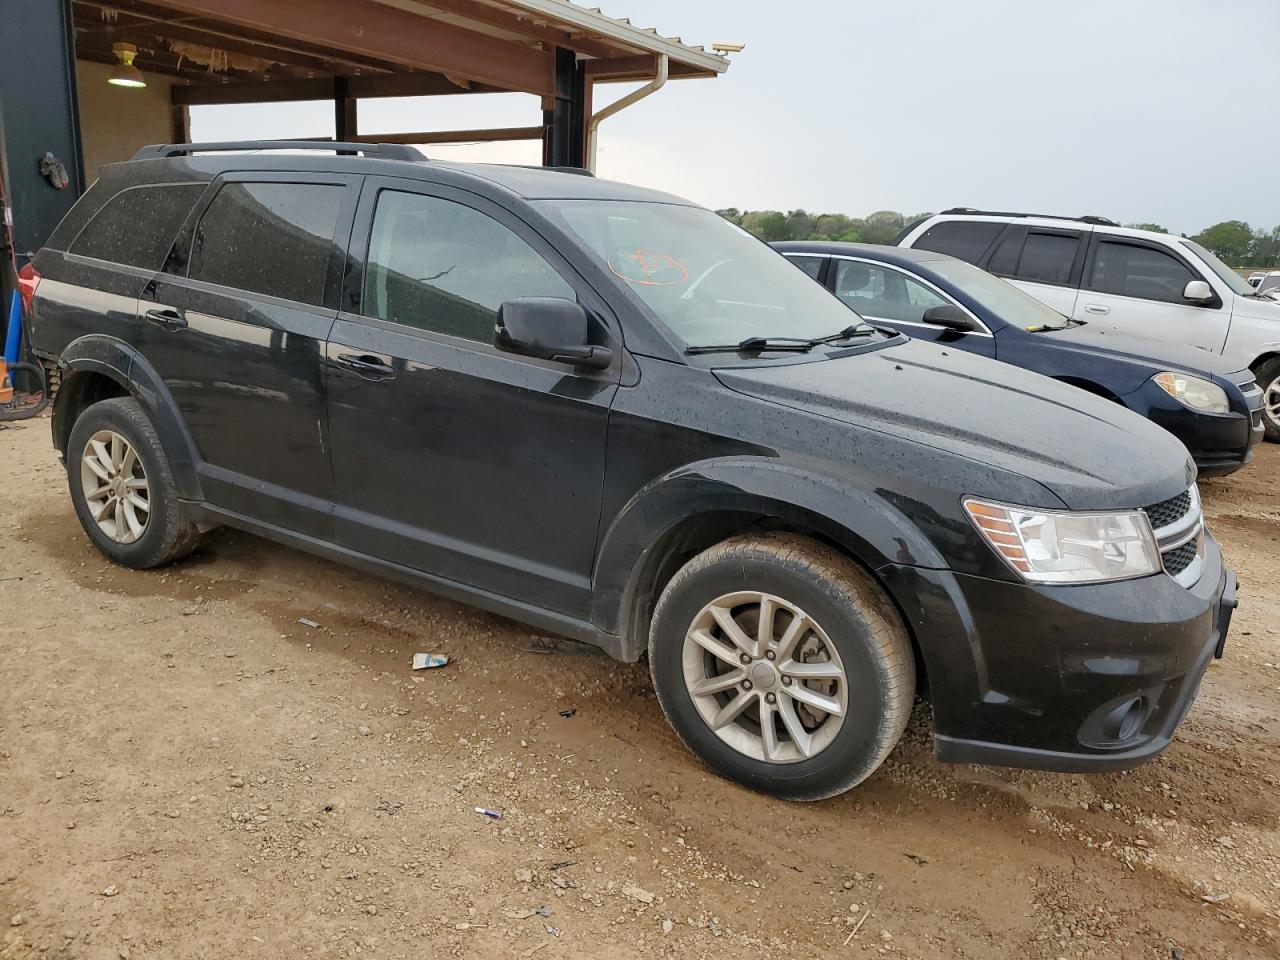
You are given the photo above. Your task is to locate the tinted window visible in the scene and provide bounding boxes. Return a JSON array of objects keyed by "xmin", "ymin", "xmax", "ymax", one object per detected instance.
[
  {"xmin": 1088, "ymin": 241, "xmax": 1197, "ymax": 303},
  {"xmin": 786, "ymin": 255, "xmax": 825, "ymax": 280},
  {"xmin": 986, "ymin": 229, "xmax": 1023, "ymax": 276},
  {"xmin": 189, "ymin": 182, "xmax": 343, "ymax": 306},
  {"xmin": 912, "ymin": 220, "xmax": 1004, "ymax": 264},
  {"xmin": 1015, "ymin": 231, "xmax": 1079, "ymax": 285},
  {"xmin": 363, "ymin": 191, "xmax": 573, "ymax": 341},
  {"xmin": 69, "ymin": 183, "xmax": 205, "ymax": 269},
  {"xmin": 833, "ymin": 260, "xmax": 950, "ymax": 323}
]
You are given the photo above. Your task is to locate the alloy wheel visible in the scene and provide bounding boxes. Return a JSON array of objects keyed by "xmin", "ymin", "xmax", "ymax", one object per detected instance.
[
  {"xmin": 1265, "ymin": 375, "xmax": 1280, "ymax": 430},
  {"xmin": 682, "ymin": 591, "xmax": 848, "ymax": 764},
  {"xmin": 80, "ymin": 429, "xmax": 150, "ymax": 544}
]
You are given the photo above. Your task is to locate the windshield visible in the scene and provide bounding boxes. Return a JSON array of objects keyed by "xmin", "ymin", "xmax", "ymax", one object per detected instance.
[
  {"xmin": 1182, "ymin": 240, "xmax": 1256, "ymax": 297},
  {"xmin": 925, "ymin": 258, "xmax": 1074, "ymax": 330},
  {"xmin": 541, "ymin": 200, "xmax": 870, "ymax": 349}
]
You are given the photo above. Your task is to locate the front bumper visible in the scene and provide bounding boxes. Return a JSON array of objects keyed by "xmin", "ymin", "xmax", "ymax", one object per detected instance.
[
  {"xmin": 880, "ymin": 532, "xmax": 1236, "ymax": 772},
  {"xmin": 1139, "ymin": 383, "xmax": 1263, "ymax": 478}
]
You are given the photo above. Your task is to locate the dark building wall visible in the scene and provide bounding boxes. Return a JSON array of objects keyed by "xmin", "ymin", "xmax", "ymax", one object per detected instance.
[{"xmin": 0, "ymin": 0, "xmax": 84, "ymax": 263}]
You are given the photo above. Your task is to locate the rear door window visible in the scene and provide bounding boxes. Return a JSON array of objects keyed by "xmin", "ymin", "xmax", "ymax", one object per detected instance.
[
  {"xmin": 188, "ymin": 182, "xmax": 344, "ymax": 306},
  {"xmin": 68, "ymin": 183, "xmax": 205, "ymax": 270},
  {"xmin": 1013, "ymin": 230, "xmax": 1081, "ymax": 286},
  {"xmin": 1087, "ymin": 241, "xmax": 1198, "ymax": 304},
  {"xmin": 911, "ymin": 220, "xmax": 1004, "ymax": 264}
]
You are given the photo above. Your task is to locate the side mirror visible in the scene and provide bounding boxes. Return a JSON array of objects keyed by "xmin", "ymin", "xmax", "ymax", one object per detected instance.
[
  {"xmin": 921, "ymin": 304, "xmax": 977, "ymax": 332},
  {"xmin": 494, "ymin": 297, "xmax": 613, "ymax": 369},
  {"xmin": 1183, "ymin": 279, "xmax": 1213, "ymax": 303}
]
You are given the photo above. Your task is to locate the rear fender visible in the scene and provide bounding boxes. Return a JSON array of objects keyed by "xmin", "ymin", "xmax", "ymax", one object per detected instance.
[{"xmin": 55, "ymin": 335, "xmax": 203, "ymax": 501}]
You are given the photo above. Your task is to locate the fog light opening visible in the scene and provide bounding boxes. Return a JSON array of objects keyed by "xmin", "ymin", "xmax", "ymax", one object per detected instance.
[{"xmin": 1111, "ymin": 696, "xmax": 1148, "ymax": 742}]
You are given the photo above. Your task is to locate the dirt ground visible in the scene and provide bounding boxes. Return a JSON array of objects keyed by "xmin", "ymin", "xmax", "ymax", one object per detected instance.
[{"xmin": 1, "ymin": 418, "xmax": 1277, "ymax": 960}]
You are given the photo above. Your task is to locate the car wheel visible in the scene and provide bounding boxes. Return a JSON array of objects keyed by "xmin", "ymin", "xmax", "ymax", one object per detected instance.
[
  {"xmin": 67, "ymin": 397, "xmax": 201, "ymax": 569},
  {"xmin": 648, "ymin": 532, "xmax": 915, "ymax": 801},
  {"xmin": 1256, "ymin": 357, "xmax": 1280, "ymax": 443}
]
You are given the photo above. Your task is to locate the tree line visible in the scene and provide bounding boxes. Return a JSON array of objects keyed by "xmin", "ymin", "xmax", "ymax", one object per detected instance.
[{"xmin": 716, "ymin": 208, "xmax": 1280, "ymax": 270}]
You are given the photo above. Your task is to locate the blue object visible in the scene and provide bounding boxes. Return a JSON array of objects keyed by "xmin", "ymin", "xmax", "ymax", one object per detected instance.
[{"xmin": 4, "ymin": 292, "xmax": 21, "ymax": 364}]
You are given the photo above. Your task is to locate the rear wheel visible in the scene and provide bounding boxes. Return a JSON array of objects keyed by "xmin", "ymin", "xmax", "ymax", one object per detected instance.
[
  {"xmin": 67, "ymin": 397, "xmax": 201, "ymax": 568},
  {"xmin": 1256, "ymin": 357, "xmax": 1280, "ymax": 443},
  {"xmin": 648, "ymin": 533, "xmax": 915, "ymax": 801}
]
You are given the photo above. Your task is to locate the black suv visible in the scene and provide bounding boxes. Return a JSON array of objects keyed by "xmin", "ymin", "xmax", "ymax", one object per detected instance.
[{"xmin": 28, "ymin": 142, "xmax": 1236, "ymax": 800}]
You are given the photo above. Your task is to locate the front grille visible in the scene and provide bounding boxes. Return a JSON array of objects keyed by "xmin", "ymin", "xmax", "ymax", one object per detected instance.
[
  {"xmin": 1162, "ymin": 539, "xmax": 1198, "ymax": 576},
  {"xmin": 1144, "ymin": 490, "xmax": 1191, "ymax": 530}
]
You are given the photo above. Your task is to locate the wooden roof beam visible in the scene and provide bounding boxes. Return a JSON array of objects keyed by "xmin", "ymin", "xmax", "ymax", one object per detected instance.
[
  {"xmin": 171, "ymin": 71, "xmax": 505, "ymax": 105},
  {"xmin": 155, "ymin": 0, "xmax": 556, "ymax": 96}
]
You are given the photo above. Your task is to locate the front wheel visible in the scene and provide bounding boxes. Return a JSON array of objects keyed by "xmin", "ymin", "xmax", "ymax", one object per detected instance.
[
  {"xmin": 648, "ymin": 533, "xmax": 915, "ymax": 801},
  {"xmin": 1256, "ymin": 357, "xmax": 1280, "ymax": 443}
]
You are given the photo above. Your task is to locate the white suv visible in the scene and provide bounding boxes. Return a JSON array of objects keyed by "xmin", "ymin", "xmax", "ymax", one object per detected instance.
[{"xmin": 897, "ymin": 209, "xmax": 1280, "ymax": 440}]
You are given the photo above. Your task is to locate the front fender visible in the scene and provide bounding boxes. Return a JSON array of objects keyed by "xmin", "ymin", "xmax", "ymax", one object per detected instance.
[
  {"xmin": 56, "ymin": 335, "xmax": 203, "ymax": 501},
  {"xmin": 591, "ymin": 456, "xmax": 950, "ymax": 655}
]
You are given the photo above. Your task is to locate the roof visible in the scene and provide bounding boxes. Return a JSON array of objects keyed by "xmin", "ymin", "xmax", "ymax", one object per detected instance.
[
  {"xmin": 72, "ymin": 0, "xmax": 730, "ymax": 95},
  {"xmin": 772, "ymin": 240, "xmax": 960, "ymax": 266},
  {"xmin": 494, "ymin": 1, "xmax": 730, "ymax": 77},
  {"xmin": 433, "ymin": 160, "xmax": 693, "ymax": 202},
  {"xmin": 113, "ymin": 146, "xmax": 696, "ymax": 203}
]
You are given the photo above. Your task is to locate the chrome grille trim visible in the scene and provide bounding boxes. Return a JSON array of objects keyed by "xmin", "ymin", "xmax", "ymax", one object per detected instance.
[{"xmin": 1145, "ymin": 484, "xmax": 1204, "ymax": 588}]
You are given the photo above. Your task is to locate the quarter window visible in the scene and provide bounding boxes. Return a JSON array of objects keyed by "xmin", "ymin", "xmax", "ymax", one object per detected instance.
[
  {"xmin": 363, "ymin": 191, "xmax": 573, "ymax": 341},
  {"xmin": 786, "ymin": 255, "xmax": 825, "ymax": 280},
  {"xmin": 1088, "ymin": 241, "xmax": 1198, "ymax": 304},
  {"xmin": 985, "ymin": 229, "xmax": 1024, "ymax": 276},
  {"xmin": 188, "ymin": 182, "xmax": 343, "ymax": 306},
  {"xmin": 833, "ymin": 260, "xmax": 950, "ymax": 324},
  {"xmin": 1014, "ymin": 231, "xmax": 1079, "ymax": 286},
  {"xmin": 69, "ymin": 183, "xmax": 205, "ymax": 270},
  {"xmin": 912, "ymin": 220, "xmax": 1004, "ymax": 264}
]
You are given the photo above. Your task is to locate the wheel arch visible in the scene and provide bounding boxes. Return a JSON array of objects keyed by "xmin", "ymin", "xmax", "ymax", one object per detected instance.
[
  {"xmin": 593, "ymin": 458, "xmax": 945, "ymax": 673},
  {"xmin": 1249, "ymin": 351, "xmax": 1280, "ymax": 376},
  {"xmin": 53, "ymin": 336, "xmax": 204, "ymax": 501}
]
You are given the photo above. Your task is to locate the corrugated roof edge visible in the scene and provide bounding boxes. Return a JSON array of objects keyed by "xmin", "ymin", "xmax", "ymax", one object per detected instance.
[{"xmin": 503, "ymin": 0, "xmax": 730, "ymax": 73}]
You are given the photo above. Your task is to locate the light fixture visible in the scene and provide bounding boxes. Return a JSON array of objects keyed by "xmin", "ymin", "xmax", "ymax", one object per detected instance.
[{"xmin": 109, "ymin": 42, "xmax": 146, "ymax": 88}]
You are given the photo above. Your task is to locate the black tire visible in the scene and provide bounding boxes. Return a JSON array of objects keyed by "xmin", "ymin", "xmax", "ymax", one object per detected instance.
[
  {"xmin": 66, "ymin": 397, "xmax": 201, "ymax": 569},
  {"xmin": 1254, "ymin": 357, "xmax": 1280, "ymax": 443},
  {"xmin": 648, "ymin": 533, "xmax": 915, "ymax": 801}
]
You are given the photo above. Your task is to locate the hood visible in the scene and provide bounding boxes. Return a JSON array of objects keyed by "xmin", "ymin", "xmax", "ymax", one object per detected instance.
[
  {"xmin": 714, "ymin": 338, "xmax": 1194, "ymax": 510},
  {"xmin": 1036, "ymin": 326, "xmax": 1244, "ymax": 379},
  {"xmin": 1233, "ymin": 293, "xmax": 1280, "ymax": 322}
]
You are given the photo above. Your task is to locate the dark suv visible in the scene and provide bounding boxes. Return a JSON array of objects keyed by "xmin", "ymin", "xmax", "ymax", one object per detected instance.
[{"xmin": 28, "ymin": 142, "xmax": 1236, "ymax": 800}]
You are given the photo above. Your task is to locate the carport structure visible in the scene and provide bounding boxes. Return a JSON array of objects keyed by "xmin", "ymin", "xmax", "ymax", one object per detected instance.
[{"xmin": 71, "ymin": 0, "xmax": 729, "ymax": 169}]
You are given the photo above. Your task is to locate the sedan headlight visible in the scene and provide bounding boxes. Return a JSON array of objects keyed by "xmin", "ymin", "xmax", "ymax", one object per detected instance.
[
  {"xmin": 964, "ymin": 498, "xmax": 1161, "ymax": 584},
  {"xmin": 1153, "ymin": 372, "xmax": 1229, "ymax": 414}
]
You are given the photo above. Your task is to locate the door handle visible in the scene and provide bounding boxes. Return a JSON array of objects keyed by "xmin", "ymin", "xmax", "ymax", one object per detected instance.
[
  {"xmin": 1083, "ymin": 304, "xmax": 1111, "ymax": 316},
  {"xmin": 334, "ymin": 353, "xmax": 396, "ymax": 379},
  {"xmin": 143, "ymin": 307, "xmax": 188, "ymax": 329}
]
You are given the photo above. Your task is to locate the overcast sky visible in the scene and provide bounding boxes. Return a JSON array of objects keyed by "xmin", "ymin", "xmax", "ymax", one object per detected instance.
[{"xmin": 191, "ymin": 0, "xmax": 1280, "ymax": 235}]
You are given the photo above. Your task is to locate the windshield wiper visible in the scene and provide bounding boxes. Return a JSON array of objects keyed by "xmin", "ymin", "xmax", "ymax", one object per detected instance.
[{"xmin": 685, "ymin": 325, "xmax": 872, "ymax": 355}]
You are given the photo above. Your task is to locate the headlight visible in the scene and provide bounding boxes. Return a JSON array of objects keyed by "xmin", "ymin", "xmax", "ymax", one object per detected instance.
[
  {"xmin": 1153, "ymin": 372, "xmax": 1229, "ymax": 414},
  {"xmin": 964, "ymin": 498, "xmax": 1161, "ymax": 584}
]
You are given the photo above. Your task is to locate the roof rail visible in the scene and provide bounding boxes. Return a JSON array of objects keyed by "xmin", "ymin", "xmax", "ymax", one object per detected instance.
[
  {"xmin": 499, "ymin": 163, "xmax": 595, "ymax": 177},
  {"xmin": 940, "ymin": 207, "xmax": 1119, "ymax": 227},
  {"xmin": 130, "ymin": 141, "xmax": 428, "ymax": 162}
]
